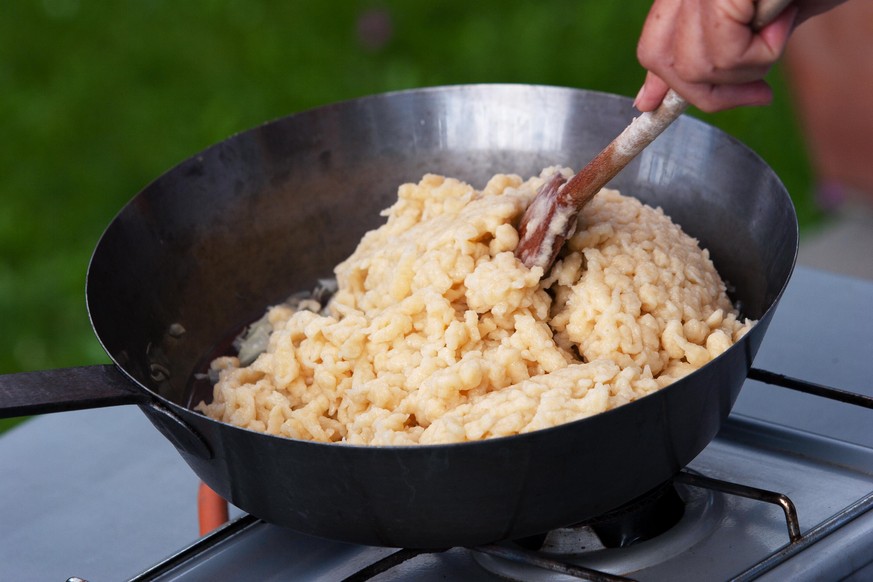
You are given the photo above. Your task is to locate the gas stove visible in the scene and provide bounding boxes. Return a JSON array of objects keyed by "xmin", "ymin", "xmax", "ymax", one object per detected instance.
[
  {"xmin": 134, "ymin": 391, "xmax": 873, "ymax": 581},
  {"xmin": 1, "ymin": 267, "xmax": 871, "ymax": 581}
]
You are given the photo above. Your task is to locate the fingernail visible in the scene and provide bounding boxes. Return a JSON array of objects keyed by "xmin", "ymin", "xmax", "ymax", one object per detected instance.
[{"xmin": 633, "ymin": 85, "xmax": 646, "ymax": 109}]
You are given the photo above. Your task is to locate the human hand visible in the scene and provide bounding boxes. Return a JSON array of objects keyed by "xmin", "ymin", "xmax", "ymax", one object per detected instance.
[{"xmin": 634, "ymin": 0, "xmax": 848, "ymax": 113}]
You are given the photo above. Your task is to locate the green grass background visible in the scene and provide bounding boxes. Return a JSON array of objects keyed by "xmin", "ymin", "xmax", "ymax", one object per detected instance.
[{"xmin": 0, "ymin": 0, "xmax": 816, "ymax": 433}]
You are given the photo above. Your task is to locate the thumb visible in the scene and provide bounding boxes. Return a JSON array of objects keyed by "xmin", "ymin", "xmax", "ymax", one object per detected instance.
[
  {"xmin": 634, "ymin": 72, "xmax": 671, "ymax": 112},
  {"xmin": 757, "ymin": 5, "xmax": 799, "ymax": 57}
]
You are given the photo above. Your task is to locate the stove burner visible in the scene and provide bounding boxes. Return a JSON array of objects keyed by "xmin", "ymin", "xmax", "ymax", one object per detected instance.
[
  {"xmin": 515, "ymin": 482, "xmax": 685, "ymax": 553},
  {"xmin": 473, "ymin": 479, "xmax": 724, "ymax": 580},
  {"xmin": 583, "ymin": 481, "xmax": 686, "ymax": 548}
]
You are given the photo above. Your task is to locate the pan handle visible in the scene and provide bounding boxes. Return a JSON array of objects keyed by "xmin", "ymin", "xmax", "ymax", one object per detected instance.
[
  {"xmin": 0, "ymin": 364, "xmax": 150, "ymax": 419},
  {"xmin": 0, "ymin": 365, "xmax": 213, "ymax": 460}
]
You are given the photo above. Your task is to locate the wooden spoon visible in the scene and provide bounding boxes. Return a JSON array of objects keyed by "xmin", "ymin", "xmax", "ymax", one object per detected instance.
[{"xmin": 515, "ymin": 0, "xmax": 794, "ymax": 272}]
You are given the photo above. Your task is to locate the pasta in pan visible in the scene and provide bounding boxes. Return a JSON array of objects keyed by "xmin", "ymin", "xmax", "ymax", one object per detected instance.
[{"xmin": 197, "ymin": 167, "xmax": 752, "ymax": 445}]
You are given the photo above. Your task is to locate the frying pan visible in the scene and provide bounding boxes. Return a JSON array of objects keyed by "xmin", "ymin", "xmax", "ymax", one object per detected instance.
[{"xmin": 0, "ymin": 85, "xmax": 798, "ymax": 548}]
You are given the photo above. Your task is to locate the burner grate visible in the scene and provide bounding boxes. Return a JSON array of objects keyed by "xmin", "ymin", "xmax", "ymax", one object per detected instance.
[
  {"xmin": 674, "ymin": 472, "xmax": 801, "ymax": 543},
  {"xmin": 748, "ymin": 368, "xmax": 873, "ymax": 409},
  {"xmin": 474, "ymin": 544, "xmax": 633, "ymax": 582},
  {"xmin": 340, "ymin": 548, "xmax": 437, "ymax": 582},
  {"xmin": 732, "ymin": 490, "xmax": 873, "ymax": 581}
]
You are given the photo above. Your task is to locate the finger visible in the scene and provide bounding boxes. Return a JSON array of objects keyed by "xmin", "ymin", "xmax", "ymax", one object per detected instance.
[
  {"xmin": 756, "ymin": 5, "xmax": 798, "ymax": 54},
  {"xmin": 694, "ymin": 3, "xmax": 797, "ymax": 84},
  {"xmin": 634, "ymin": 72, "xmax": 671, "ymax": 112},
  {"xmin": 636, "ymin": 0, "xmax": 683, "ymax": 72},
  {"xmin": 678, "ymin": 79, "xmax": 774, "ymax": 113}
]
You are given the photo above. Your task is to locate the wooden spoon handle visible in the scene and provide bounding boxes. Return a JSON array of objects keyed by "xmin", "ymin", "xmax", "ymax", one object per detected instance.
[
  {"xmin": 561, "ymin": 89, "xmax": 687, "ymax": 210},
  {"xmin": 514, "ymin": 91, "xmax": 687, "ymax": 270}
]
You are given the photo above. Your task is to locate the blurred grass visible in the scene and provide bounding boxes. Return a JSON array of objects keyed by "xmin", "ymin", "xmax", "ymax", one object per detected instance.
[{"xmin": 0, "ymin": 0, "xmax": 816, "ymax": 433}]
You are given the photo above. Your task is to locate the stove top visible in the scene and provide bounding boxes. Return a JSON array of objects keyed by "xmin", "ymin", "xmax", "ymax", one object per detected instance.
[
  {"xmin": 1, "ymin": 267, "xmax": 871, "ymax": 581},
  {"xmin": 135, "ymin": 412, "xmax": 873, "ymax": 581}
]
